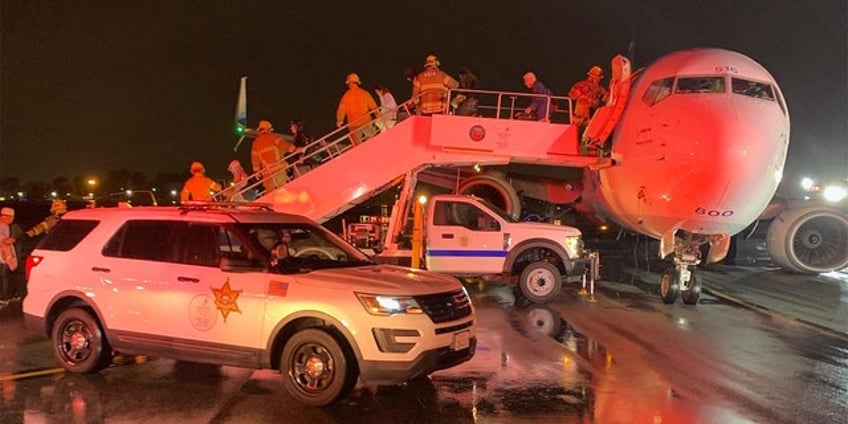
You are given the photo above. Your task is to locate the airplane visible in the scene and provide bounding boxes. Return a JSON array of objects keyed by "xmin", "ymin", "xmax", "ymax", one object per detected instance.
[
  {"xmin": 226, "ymin": 48, "xmax": 848, "ymax": 305},
  {"xmin": 231, "ymin": 76, "xmax": 297, "ymax": 151}
]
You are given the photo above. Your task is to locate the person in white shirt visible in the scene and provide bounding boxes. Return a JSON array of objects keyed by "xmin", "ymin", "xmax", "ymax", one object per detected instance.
[{"xmin": 374, "ymin": 84, "xmax": 398, "ymax": 130}]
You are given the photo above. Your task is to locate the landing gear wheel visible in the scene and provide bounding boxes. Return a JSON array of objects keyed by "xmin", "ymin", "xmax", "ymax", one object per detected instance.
[
  {"xmin": 518, "ymin": 261, "xmax": 562, "ymax": 304},
  {"xmin": 659, "ymin": 268, "xmax": 680, "ymax": 304},
  {"xmin": 681, "ymin": 272, "xmax": 702, "ymax": 305},
  {"xmin": 281, "ymin": 328, "xmax": 357, "ymax": 406},
  {"xmin": 52, "ymin": 308, "xmax": 113, "ymax": 373}
]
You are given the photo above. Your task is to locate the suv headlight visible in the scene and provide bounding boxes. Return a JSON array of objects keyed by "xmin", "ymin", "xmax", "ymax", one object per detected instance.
[
  {"xmin": 356, "ymin": 293, "xmax": 424, "ymax": 316},
  {"xmin": 564, "ymin": 236, "xmax": 583, "ymax": 257}
]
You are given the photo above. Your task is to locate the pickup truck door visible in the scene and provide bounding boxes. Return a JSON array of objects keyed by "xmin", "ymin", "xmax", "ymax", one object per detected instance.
[{"xmin": 425, "ymin": 199, "xmax": 505, "ymax": 274}]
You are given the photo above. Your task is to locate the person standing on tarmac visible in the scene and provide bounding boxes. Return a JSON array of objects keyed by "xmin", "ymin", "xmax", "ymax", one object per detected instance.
[
  {"xmin": 1, "ymin": 207, "xmax": 26, "ymax": 301},
  {"xmin": 180, "ymin": 161, "xmax": 222, "ymax": 203},
  {"xmin": 336, "ymin": 73, "xmax": 379, "ymax": 146},
  {"xmin": 412, "ymin": 55, "xmax": 459, "ymax": 115},
  {"xmin": 251, "ymin": 120, "xmax": 297, "ymax": 192},
  {"xmin": 0, "ymin": 208, "xmax": 19, "ymax": 301},
  {"xmin": 568, "ymin": 65, "xmax": 610, "ymax": 127}
]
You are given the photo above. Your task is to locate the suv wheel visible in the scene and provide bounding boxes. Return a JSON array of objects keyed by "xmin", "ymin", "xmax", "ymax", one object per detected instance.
[
  {"xmin": 52, "ymin": 308, "xmax": 113, "ymax": 373},
  {"xmin": 518, "ymin": 261, "xmax": 563, "ymax": 304},
  {"xmin": 280, "ymin": 328, "xmax": 357, "ymax": 406}
]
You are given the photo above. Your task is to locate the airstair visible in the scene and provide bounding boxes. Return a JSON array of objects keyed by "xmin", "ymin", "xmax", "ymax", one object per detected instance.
[{"xmin": 217, "ymin": 89, "xmax": 602, "ymax": 224}]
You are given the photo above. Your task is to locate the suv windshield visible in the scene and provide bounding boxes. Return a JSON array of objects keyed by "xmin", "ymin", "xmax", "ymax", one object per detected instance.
[{"xmin": 239, "ymin": 222, "xmax": 374, "ymax": 273}]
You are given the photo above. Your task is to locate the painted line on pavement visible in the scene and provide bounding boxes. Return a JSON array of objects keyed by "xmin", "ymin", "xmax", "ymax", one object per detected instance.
[
  {"xmin": 703, "ymin": 286, "xmax": 848, "ymax": 343},
  {"xmin": 0, "ymin": 367, "xmax": 66, "ymax": 382}
]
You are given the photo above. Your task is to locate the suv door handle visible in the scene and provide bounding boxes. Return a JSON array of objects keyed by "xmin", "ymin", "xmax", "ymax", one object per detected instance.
[
  {"xmin": 177, "ymin": 276, "xmax": 200, "ymax": 283},
  {"xmin": 91, "ymin": 267, "xmax": 110, "ymax": 273},
  {"xmin": 441, "ymin": 233, "xmax": 454, "ymax": 239}
]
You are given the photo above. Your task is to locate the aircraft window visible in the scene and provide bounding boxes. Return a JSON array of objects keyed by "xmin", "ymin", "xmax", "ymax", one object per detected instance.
[
  {"xmin": 675, "ymin": 77, "xmax": 725, "ymax": 94},
  {"xmin": 641, "ymin": 77, "xmax": 674, "ymax": 106},
  {"xmin": 731, "ymin": 78, "xmax": 775, "ymax": 100}
]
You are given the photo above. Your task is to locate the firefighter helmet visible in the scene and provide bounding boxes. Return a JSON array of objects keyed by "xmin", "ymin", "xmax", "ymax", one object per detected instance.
[
  {"xmin": 258, "ymin": 120, "xmax": 273, "ymax": 133},
  {"xmin": 587, "ymin": 66, "xmax": 604, "ymax": 78},
  {"xmin": 50, "ymin": 199, "xmax": 67, "ymax": 215},
  {"xmin": 190, "ymin": 161, "xmax": 205, "ymax": 174},
  {"xmin": 345, "ymin": 73, "xmax": 361, "ymax": 85},
  {"xmin": 424, "ymin": 54, "xmax": 440, "ymax": 68}
]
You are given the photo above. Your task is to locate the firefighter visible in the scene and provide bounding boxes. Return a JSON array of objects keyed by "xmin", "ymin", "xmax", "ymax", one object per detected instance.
[
  {"xmin": 26, "ymin": 199, "xmax": 67, "ymax": 238},
  {"xmin": 336, "ymin": 73, "xmax": 379, "ymax": 146},
  {"xmin": 180, "ymin": 161, "xmax": 222, "ymax": 203},
  {"xmin": 411, "ymin": 55, "xmax": 459, "ymax": 115},
  {"xmin": 568, "ymin": 65, "xmax": 610, "ymax": 127},
  {"xmin": 251, "ymin": 120, "xmax": 296, "ymax": 192}
]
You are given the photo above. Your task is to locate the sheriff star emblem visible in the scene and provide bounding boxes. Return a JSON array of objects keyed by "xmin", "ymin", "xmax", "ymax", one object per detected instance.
[{"xmin": 211, "ymin": 279, "xmax": 242, "ymax": 322}]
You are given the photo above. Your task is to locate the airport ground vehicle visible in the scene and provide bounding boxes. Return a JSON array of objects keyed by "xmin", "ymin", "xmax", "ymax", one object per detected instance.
[
  {"xmin": 23, "ymin": 203, "xmax": 476, "ymax": 406},
  {"xmin": 422, "ymin": 194, "xmax": 595, "ymax": 303}
]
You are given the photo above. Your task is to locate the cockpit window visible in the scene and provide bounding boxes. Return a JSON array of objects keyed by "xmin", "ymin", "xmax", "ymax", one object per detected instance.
[
  {"xmin": 675, "ymin": 77, "xmax": 726, "ymax": 94},
  {"xmin": 641, "ymin": 77, "xmax": 674, "ymax": 106},
  {"xmin": 731, "ymin": 78, "xmax": 775, "ymax": 100}
]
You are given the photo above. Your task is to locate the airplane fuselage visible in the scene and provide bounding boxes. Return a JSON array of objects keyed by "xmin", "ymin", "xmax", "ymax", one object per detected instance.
[{"xmin": 587, "ymin": 48, "xmax": 790, "ymax": 240}]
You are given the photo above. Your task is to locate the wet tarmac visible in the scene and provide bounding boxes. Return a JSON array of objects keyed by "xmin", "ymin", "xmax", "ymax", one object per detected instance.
[{"xmin": 1, "ymin": 265, "xmax": 847, "ymax": 423}]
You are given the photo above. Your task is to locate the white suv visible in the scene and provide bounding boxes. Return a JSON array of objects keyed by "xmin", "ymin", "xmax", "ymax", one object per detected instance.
[{"xmin": 23, "ymin": 204, "xmax": 476, "ymax": 406}]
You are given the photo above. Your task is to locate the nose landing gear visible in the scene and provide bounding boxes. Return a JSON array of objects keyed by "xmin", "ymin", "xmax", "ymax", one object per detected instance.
[{"xmin": 660, "ymin": 264, "xmax": 702, "ymax": 305}]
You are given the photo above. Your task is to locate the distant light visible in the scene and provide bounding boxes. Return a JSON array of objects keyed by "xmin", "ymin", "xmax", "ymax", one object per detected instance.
[
  {"xmin": 50, "ymin": 191, "xmax": 58, "ymax": 198},
  {"xmin": 125, "ymin": 190, "xmax": 133, "ymax": 196},
  {"xmin": 151, "ymin": 188, "xmax": 157, "ymax": 192},
  {"xmin": 418, "ymin": 195, "xmax": 427, "ymax": 204},
  {"xmin": 170, "ymin": 190, "xmax": 178, "ymax": 197},
  {"xmin": 17, "ymin": 192, "xmax": 23, "ymax": 198},
  {"xmin": 473, "ymin": 163, "xmax": 481, "ymax": 173},
  {"xmin": 800, "ymin": 177, "xmax": 814, "ymax": 191},
  {"xmin": 822, "ymin": 185, "xmax": 847, "ymax": 203}
]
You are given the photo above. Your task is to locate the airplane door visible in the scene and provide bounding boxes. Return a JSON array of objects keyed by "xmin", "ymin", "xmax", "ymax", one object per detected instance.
[{"xmin": 426, "ymin": 199, "xmax": 506, "ymax": 274}]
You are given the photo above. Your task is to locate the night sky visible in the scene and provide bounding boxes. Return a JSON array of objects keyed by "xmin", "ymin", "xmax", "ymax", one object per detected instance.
[{"xmin": 1, "ymin": 1, "xmax": 846, "ymax": 189}]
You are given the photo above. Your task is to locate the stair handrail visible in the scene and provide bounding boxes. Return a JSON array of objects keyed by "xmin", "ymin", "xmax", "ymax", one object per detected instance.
[{"xmin": 213, "ymin": 95, "xmax": 420, "ymax": 202}]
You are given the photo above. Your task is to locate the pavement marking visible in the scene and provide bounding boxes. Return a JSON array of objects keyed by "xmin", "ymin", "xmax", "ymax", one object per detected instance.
[
  {"xmin": 0, "ymin": 367, "xmax": 66, "ymax": 382},
  {"xmin": 704, "ymin": 286, "xmax": 848, "ymax": 343}
]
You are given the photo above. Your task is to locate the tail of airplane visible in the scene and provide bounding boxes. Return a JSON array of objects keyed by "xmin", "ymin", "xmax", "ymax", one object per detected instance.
[{"xmin": 234, "ymin": 76, "xmax": 248, "ymax": 152}]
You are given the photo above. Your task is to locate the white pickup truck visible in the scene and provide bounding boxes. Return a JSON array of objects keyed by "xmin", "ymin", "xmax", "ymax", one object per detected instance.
[{"xmin": 423, "ymin": 194, "xmax": 597, "ymax": 303}]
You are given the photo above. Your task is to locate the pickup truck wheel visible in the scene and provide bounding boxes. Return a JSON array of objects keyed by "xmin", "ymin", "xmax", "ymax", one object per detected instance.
[
  {"xmin": 52, "ymin": 308, "xmax": 113, "ymax": 373},
  {"xmin": 281, "ymin": 328, "xmax": 357, "ymax": 406},
  {"xmin": 518, "ymin": 261, "xmax": 562, "ymax": 303}
]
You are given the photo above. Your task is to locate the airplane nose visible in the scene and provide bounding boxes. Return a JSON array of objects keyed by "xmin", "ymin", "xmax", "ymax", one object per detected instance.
[{"xmin": 668, "ymin": 97, "xmax": 788, "ymax": 234}]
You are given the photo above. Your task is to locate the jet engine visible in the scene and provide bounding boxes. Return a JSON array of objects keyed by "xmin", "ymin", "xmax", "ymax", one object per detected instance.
[
  {"xmin": 456, "ymin": 173, "xmax": 522, "ymax": 220},
  {"xmin": 766, "ymin": 205, "xmax": 848, "ymax": 273}
]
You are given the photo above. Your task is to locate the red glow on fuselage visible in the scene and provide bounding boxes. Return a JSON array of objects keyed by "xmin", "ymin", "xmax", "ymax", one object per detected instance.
[{"xmin": 595, "ymin": 49, "xmax": 790, "ymax": 239}]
